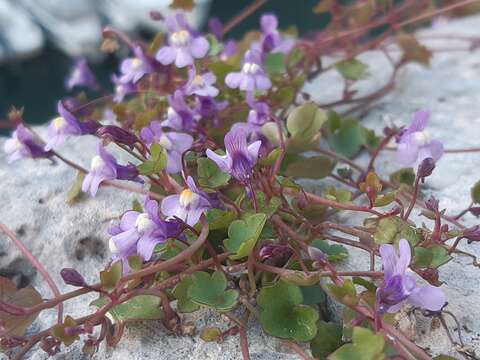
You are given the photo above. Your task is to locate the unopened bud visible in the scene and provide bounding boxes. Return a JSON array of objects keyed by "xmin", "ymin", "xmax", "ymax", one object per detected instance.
[
  {"xmin": 60, "ymin": 268, "xmax": 86, "ymax": 287},
  {"xmin": 418, "ymin": 157, "xmax": 435, "ymax": 180}
]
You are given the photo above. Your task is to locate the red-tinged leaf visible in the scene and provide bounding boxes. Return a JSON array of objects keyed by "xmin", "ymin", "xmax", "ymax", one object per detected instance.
[
  {"xmin": 169, "ymin": 0, "xmax": 195, "ymax": 11},
  {"xmin": 397, "ymin": 34, "xmax": 432, "ymax": 66},
  {"xmin": 0, "ymin": 277, "xmax": 42, "ymax": 336}
]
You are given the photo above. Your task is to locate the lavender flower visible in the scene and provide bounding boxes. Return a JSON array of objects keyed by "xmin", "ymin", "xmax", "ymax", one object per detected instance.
[
  {"xmin": 4, "ymin": 124, "xmax": 51, "ymax": 163},
  {"xmin": 396, "ymin": 111, "xmax": 444, "ymax": 166},
  {"xmin": 206, "ymin": 128, "xmax": 261, "ymax": 182},
  {"xmin": 156, "ymin": 12, "xmax": 209, "ymax": 68},
  {"xmin": 109, "ymin": 199, "xmax": 180, "ymax": 267},
  {"xmin": 112, "ymin": 74, "xmax": 136, "ymax": 103},
  {"xmin": 185, "ymin": 69, "xmax": 219, "ymax": 97},
  {"xmin": 119, "ymin": 46, "xmax": 154, "ymax": 84},
  {"xmin": 161, "ymin": 176, "xmax": 213, "ymax": 226},
  {"xmin": 377, "ymin": 239, "xmax": 446, "ymax": 313},
  {"xmin": 232, "ymin": 100, "xmax": 270, "ymax": 140},
  {"xmin": 45, "ymin": 101, "xmax": 82, "ymax": 151},
  {"xmin": 220, "ymin": 40, "xmax": 238, "ymax": 60},
  {"xmin": 194, "ymin": 96, "xmax": 228, "ymax": 128},
  {"xmin": 258, "ymin": 14, "xmax": 295, "ymax": 54},
  {"xmin": 162, "ymin": 90, "xmax": 198, "ymax": 131},
  {"xmin": 82, "ymin": 143, "xmax": 140, "ymax": 196},
  {"xmin": 225, "ymin": 50, "xmax": 271, "ymax": 92},
  {"xmin": 140, "ymin": 121, "xmax": 193, "ymax": 173},
  {"xmin": 66, "ymin": 58, "xmax": 99, "ymax": 91}
]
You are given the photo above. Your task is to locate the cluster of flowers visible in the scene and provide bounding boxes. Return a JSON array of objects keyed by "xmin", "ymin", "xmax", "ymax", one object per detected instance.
[{"xmin": 3, "ymin": 11, "xmax": 448, "ymax": 319}]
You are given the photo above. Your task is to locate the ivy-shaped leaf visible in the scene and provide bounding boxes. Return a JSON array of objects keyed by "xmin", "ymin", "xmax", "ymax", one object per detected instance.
[
  {"xmin": 99, "ymin": 261, "xmax": 122, "ymax": 292},
  {"xmin": 258, "ymin": 281, "xmax": 319, "ymax": 341},
  {"xmin": 311, "ymin": 239, "xmax": 348, "ymax": 262},
  {"xmin": 286, "ymin": 103, "xmax": 327, "ymax": 152},
  {"xmin": 471, "ymin": 180, "xmax": 480, "ymax": 204},
  {"xmin": 414, "ymin": 246, "xmax": 452, "ymax": 268},
  {"xmin": 197, "ymin": 158, "xmax": 231, "ymax": 189},
  {"xmin": 188, "ymin": 271, "xmax": 239, "ymax": 311},
  {"xmin": 285, "ymin": 156, "xmax": 335, "ymax": 179},
  {"xmin": 310, "ymin": 321, "xmax": 343, "ymax": 359},
  {"xmin": 325, "ymin": 112, "xmax": 368, "ymax": 158},
  {"xmin": 327, "ymin": 280, "xmax": 359, "ymax": 306},
  {"xmin": 390, "ymin": 167, "xmax": 415, "ymax": 187},
  {"xmin": 224, "ymin": 213, "xmax": 267, "ymax": 260},
  {"xmin": 137, "ymin": 143, "xmax": 168, "ymax": 175},
  {"xmin": 0, "ymin": 277, "xmax": 42, "ymax": 336},
  {"xmin": 373, "ymin": 216, "xmax": 420, "ymax": 246},
  {"xmin": 265, "ymin": 53, "xmax": 286, "ymax": 74},
  {"xmin": 324, "ymin": 187, "xmax": 352, "ymax": 203},
  {"xmin": 172, "ymin": 276, "xmax": 200, "ymax": 313},
  {"xmin": 397, "ymin": 33, "xmax": 432, "ymax": 66},
  {"xmin": 330, "ymin": 327, "xmax": 385, "ymax": 360},
  {"xmin": 52, "ymin": 316, "xmax": 80, "ymax": 346},
  {"xmin": 90, "ymin": 295, "xmax": 164, "ymax": 322},
  {"xmin": 336, "ymin": 59, "xmax": 368, "ymax": 80},
  {"xmin": 206, "ymin": 208, "xmax": 237, "ymax": 230}
]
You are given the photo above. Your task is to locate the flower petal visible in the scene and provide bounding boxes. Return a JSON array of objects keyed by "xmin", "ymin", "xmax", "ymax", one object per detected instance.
[
  {"xmin": 379, "ymin": 243, "xmax": 398, "ymax": 279},
  {"xmin": 395, "ymin": 239, "xmax": 412, "ymax": 275},
  {"xmin": 206, "ymin": 149, "xmax": 231, "ymax": 173},
  {"xmin": 161, "ymin": 194, "xmax": 182, "ymax": 217},
  {"xmin": 407, "ymin": 284, "xmax": 446, "ymax": 312}
]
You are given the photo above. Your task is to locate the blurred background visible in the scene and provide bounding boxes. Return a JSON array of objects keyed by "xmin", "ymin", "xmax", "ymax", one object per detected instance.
[{"xmin": 0, "ymin": 0, "xmax": 324, "ymax": 130}]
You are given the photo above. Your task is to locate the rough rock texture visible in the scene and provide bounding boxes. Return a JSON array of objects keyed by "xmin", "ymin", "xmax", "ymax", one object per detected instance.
[{"xmin": 1, "ymin": 13, "xmax": 480, "ymax": 360}]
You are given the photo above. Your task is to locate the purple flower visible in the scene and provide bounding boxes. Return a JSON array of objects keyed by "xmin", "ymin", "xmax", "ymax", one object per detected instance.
[
  {"xmin": 4, "ymin": 124, "xmax": 52, "ymax": 163},
  {"xmin": 194, "ymin": 96, "xmax": 228, "ymax": 128},
  {"xmin": 232, "ymin": 100, "xmax": 270, "ymax": 140},
  {"xmin": 258, "ymin": 14, "xmax": 295, "ymax": 54},
  {"xmin": 66, "ymin": 58, "xmax": 99, "ymax": 91},
  {"xmin": 396, "ymin": 111, "xmax": 444, "ymax": 166},
  {"xmin": 377, "ymin": 239, "xmax": 446, "ymax": 313},
  {"xmin": 220, "ymin": 40, "xmax": 238, "ymax": 60},
  {"xmin": 161, "ymin": 176, "xmax": 214, "ymax": 226},
  {"xmin": 45, "ymin": 101, "xmax": 82, "ymax": 151},
  {"xmin": 140, "ymin": 121, "xmax": 193, "ymax": 173},
  {"xmin": 225, "ymin": 50, "xmax": 271, "ymax": 92},
  {"xmin": 206, "ymin": 128, "xmax": 261, "ymax": 182},
  {"xmin": 119, "ymin": 46, "xmax": 154, "ymax": 84},
  {"xmin": 161, "ymin": 90, "xmax": 198, "ymax": 131},
  {"xmin": 156, "ymin": 12, "xmax": 209, "ymax": 68},
  {"xmin": 112, "ymin": 74, "xmax": 136, "ymax": 103},
  {"xmin": 82, "ymin": 143, "xmax": 140, "ymax": 196},
  {"xmin": 185, "ymin": 69, "xmax": 219, "ymax": 97},
  {"xmin": 109, "ymin": 199, "xmax": 180, "ymax": 267}
]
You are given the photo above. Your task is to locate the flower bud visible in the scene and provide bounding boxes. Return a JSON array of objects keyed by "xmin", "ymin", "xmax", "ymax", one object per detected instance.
[
  {"xmin": 307, "ymin": 246, "xmax": 327, "ymax": 268},
  {"xmin": 418, "ymin": 157, "xmax": 435, "ymax": 180},
  {"xmin": 463, "ymin": 225, "xmax": 480, "ymax": 242},
  {"xmin": 96, "ymin": 125, "xmax": 138, "ymax": 148},
  {"xmin": 60, "ymin": 268, "xmax": 87, "ymax": 287}
]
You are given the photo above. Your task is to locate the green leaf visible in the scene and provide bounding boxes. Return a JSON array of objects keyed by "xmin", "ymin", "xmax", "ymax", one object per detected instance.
[
  {"xmin": 127, "ymin": 255, "xmax": 143, "ymax": 271},
  {"xmin": 286, "ymin": 103, "xmax": 327, "ymax": 152},
  {"xmin": 131, "ymin": 198, "xmax": 143, "ymax": 212},
  {"xmin": 310, "ymin": 321, "xmax": 343, "ymax": 359},
  {"xmin": 325, "ymin": 113, "xmax": 367, "ymax": 158},
  {"xmin": 207, "ymin": 34, "xmax": 222, "ymax": 56},
  {"xmin": 66, "ymin": 171, "xmax": 85, "ymax": 204},
  {"xmin": 99, "ymin": 261, "xmax": 122, "ymax": 292},
  {"xmin": 52, "ymin": 316, "xmax": 80, "ymax": 346},
  {"xmin": 301, "ymin": 285, "xmax": 326, "ymax": 306},
  {"xmin": 285, "ymin": 156, "xmax": 335, "ymax": 179},
  {"xmin": 373, "ymin": 217, "xmax": 420, "ymax": 246},
  {"xmin": 206, "ymin": 208, "xmax": 237, "ymax": 230},
  {"xmin": 330, "ymin": 327, "xmax": 385, "ymax": 360},
  {"xmin": 397, "ymin": 33, "xmax": 432, "ymax": 66},
  {"xmin": 172, "ymin": 276, "xmax": 200, "ymax": 313},
  {"xmin": 326, "ymin": 280, "xmax": 358, "ymax": 306},
  {"xmin": 224, "ymin": 213, "xmax": 267, "ymax": 260},
  {"xmin": 311, "ymin": 240, "xmax": 348, "ymax": 262},
  {"xmin": 137, "ymin": 143, "xmax": 168, "ymax": 175},
  {"xmin": 374, "ymin": 191, "xmax": 397, "ymax": 207},
  {"xmin": 258, "ymin": 281, "xmax": 319, "ymax": 341},
  {"xmin": 90, "ymin": 295, "xmax": 164, "ymax": 322},
  {"xmin": 271, "ymin": 87, "xmax": 295, "ymax": 107},
  {"xmin": 188, "ymin": 271, "xmax": 239, "ymax": 311},
  {"xmin": 390, "ymin": 168, "xmax": 415, "ymax": 187},
  {"xmin": 197, "ymin": 158, "xmax": 231, "ymax": 189},
  {"xmin": 336, "ymin": 59, "xmax": 368, "ymax": 80},
  {"xmin": 209, "ymin": 61, "xmax": 238, "ymax": 82},
  {"xmin": 200, "ymin": 327, "xmax": 222, "ymax": 342},
  {"xmin": 259, "ymin": 148, "xmax": 282, "ymax": 167},
  {"xmin": 471, "ymin": 180, "xmax": 480, "ymax": 203},
  {"xmin": 276, "ymin": 175, "xmax": 302, "ymax": 191},
  {"xmin": 265, "ymin": 53, "xmax": 286, "ymax": 74},
  {"xmin": 0, "ymin": 277, "xmax": 42, "ymax": 336},
  {"xmin": 414, "ymin": 246, "xmax": 452, "ymax": 268},
  {"xmin": 352, "ymin": 277, "xmax": 377, "ymax": 293},
  {"xmin": 324, "ymin": 187, "xmax": 352, "ymax": 203}
]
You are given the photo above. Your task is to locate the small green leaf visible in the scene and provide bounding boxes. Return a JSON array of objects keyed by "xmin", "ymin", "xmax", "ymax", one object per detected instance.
[
  {"xmin": 324, "ymin": 187, "xmax": 352, "ymax": 203},
  {"xmin": 265, "ymin": 53, "xmax": 286, "ymax": 74},
  {"xmin": 330, "ymin": 327, "xmax": 385, "ymax": 360},
  {"xmin": 326, "ymin": 280, "xmax": 358, "ymax": 306},
  {"xmin": 137, "ymin": 143, "xmax": 168, "ymax": 175},
  {"xmin": 271, "ymin": 87, "xmax": 295, "ymax": 107},
  {"xmin": 224, "ymin": 213, "xmax": 267, "ymax": 260},
  {"xmin": 52, "ymin": 316, "xmax": 80, "ymax": 346},
  {"xmin": 390, "ymin": 168, "xmax": 415, "ymax": 187},
  {"xmin": 310, "ymin": 321, "xmax": 343, "ymax": 359},
  {"xmin": 258, "ymin": 281, "xmax": 319, "ymax": 341},
  {"xmin": 285, "ymin": 156, "xmax": 335, "ymax": 179},
  {"xmin": 276, "ymin": 175, "xmax": 302, "ymax": 191},
  {"xmin": 200, "ymin": 327, "xmax": 222, "ymax": 342},
  {"xmin": 188, "ymin": 271, "xmax": 239, "ymax": 310},
  {"xmin": 286, "ymin": 103, "xmax": 327, "ymax": 152},
  {"xmin": 206, "ymin": 208, "xmax": 237, "ymax": 230},
  {"xmin": 414, "ymin": 246, "xmax": 452, "ymax": 268},
  {"xmin": 99, "ymin": 261, "xmax": 122, "ymax": 292},
  {"xmin": 172, "ymin": 276, "xmax": 200, "ymax": 313},
  {"xmin": 311, "ymin": 240, "xmax": 348, "ymax": 262},
  {"xmin": 207, "ymin": 34, "xmax": 222, "ymax": 56},
  {"xmin": 373, "ymin": 217, "xmax": 420, "ymax": 246},
  {"xmin": 374, "ymin": 191, "xmax": 397, "ymax": 207},
  {"xmin": 91, "ymin": 295, "xmax": 164, "ymax": 322},
  {"xmin": 336, "ymin": 59, "xmax": 368, "ymax": 80},
  {"xmin": 198, "ymin": 158, "xmax": 231, "ymax": 189},
  {"xmin": 325, "ymin": 113, "xmax": 367, "ymax": 158},
  {"xmin": 471, "ymin": 180, "xmax": 480, "ymax": 204},
  {"xmin": 66, "ymin": 171, "xmax": 85, "ymax": 204},
  {"xmin": 301, "ymin": 285, "xmax": 326, "ymax": 306},
  {"xmin": 259, "ymin": 148, "xmax": 282, "ymax": 167},
  {"xmin": 127, "ymin": 255, "xmax": 143, "ymax": 271},
  {"xmin": 352, "ymin": 277, "xmax": 377, "ymax": 293}
]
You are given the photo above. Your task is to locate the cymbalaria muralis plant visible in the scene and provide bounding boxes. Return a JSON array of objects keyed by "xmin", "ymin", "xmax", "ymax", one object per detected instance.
[{"xmin": 2, "ymin": 0, "xmax": 480, "ymax": 359}]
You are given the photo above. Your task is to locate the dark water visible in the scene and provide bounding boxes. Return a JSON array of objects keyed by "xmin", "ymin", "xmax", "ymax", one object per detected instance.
[{"xmin": 0, "ymin": 0, "xmax": 324, "ymax": 133}]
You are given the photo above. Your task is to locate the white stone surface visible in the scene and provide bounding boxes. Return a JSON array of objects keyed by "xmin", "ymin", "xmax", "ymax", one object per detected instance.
[{"xmin": 2, "ymin": 13, "xmax": 480, "ymax": 360}]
